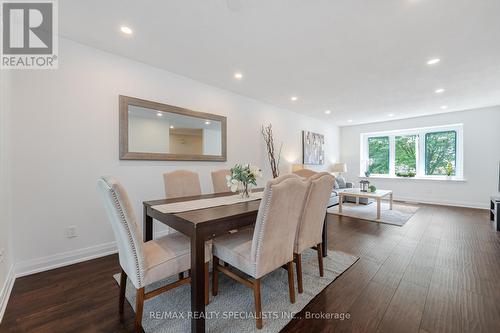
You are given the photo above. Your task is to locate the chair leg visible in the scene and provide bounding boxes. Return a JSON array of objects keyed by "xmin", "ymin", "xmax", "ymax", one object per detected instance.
[
  {"xmin": 287, "ymin": 261, "xmax": 296, "ymax": 304},
  {"xmin": 317, "ymin": 243, "xmax": 324, "ymax": 277},
  {"xmin": 295, "ymin": 253, "xmax": 303, "ymax": 294},
  {"xmin": 253, "ymin": 278, "xmax": 263, "ymax": 329},
  {"xmin": 212, "ymin": 256, "xmax": 219, "ymax": 296},
  {"xmin": 204, "ymin": 262, "xmax": 209, "ymax": 305},
  {"xmin": 135, "ymin": 287, "xmax": 145, "ymax": 332},
  {"xmin": 119, "ymin": 269, "xmax": 127, "ymax": 314},
  {"xmin": 178, "ymin": 272, "xmax": 184, "ymax": 280}
]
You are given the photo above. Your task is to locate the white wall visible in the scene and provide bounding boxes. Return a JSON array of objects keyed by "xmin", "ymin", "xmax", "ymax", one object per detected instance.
[
  {"xmin": 340, "ymin": 106, "xmax": 500, "ymax": 208},
  {"xmin": 0, "ymin": 68, "xmax": 14, "ymax": 320},
  {"xmin": 9, "ymin": 38, "xmax": 339, "ymax": 273}
]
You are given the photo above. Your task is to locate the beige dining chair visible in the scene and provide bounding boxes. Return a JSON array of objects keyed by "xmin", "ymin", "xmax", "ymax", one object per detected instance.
[
  {"xmin": 293, "ymin": 172, "xmax": 335, "ymax": 293},
  {"xmin": 293, "ymin": 168, "xmax": 317, "ymax": 179},
  {"xmin": 211, "ymin": 169, "xmax": 231, "ymax": 193},
  {"xmin": 163, "ymin": 170, "xmax": 202, "ymax": 199},
  {"xmin": 211, "ymin": 174, "xmax": 309, "ymax": 329},
  {"xmin": 97, "ymin": 176, "xmax": 211, "ymax": 332}
]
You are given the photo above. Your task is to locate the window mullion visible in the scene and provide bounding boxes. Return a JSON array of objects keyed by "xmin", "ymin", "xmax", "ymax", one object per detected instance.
[{"xmin": 389, "ymin": 135, "xmax": 396, "ymax": 177}]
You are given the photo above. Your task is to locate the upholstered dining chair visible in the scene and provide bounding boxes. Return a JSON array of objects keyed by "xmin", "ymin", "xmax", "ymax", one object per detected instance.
[
  {"xmin": 211, "ymin": 174, "xmax": 309, "ymax": 329},
  {"xmin": 293, "ymin": 172, "xmax": 335, "ymax": 293},
  {"xmin": 97, "ymin": 176, "xmax": 211, "ymax": 332},
  {"xmin": 292, "ymin": 168, "xmax": 317, "ymax": 179},
  {"xmin": 163, "ymin": 170, "xmax": 202, "ymax": 199},
  {"xmin": 211, "ymin": 169, "xmax": 231, "ymax": 193}
]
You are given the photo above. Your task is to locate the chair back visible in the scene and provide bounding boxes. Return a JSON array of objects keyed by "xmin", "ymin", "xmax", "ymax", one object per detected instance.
[
  {"xmin": 97, "ymin": 176, "xmax": 145, "ymax": 288},
  {"xmin": 293, "ymin": 168, "xmax": 317, "ymax": 179},
  {"xmin": 251, "ymin": 174, "xmax": 309, "ymax": 278},
  {"xmin": 163, "ymin": 170, "xmax": 202, "ymax": 199},
  {"xmin": 295, "ymin": 172, "xmax": 335, "ymax": 254},
  {"xmin": 211, "ymin": 169, "xmax": 231, "ymax": 193}
]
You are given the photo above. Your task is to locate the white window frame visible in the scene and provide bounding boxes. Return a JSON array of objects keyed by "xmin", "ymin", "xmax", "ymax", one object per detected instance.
[{"xmin": 360, "ymin": 124, "xmax": 464, "ymax": 180}]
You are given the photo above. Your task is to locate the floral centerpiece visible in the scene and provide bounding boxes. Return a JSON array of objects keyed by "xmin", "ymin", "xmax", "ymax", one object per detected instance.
[{"xmin": 226, "ymin": 164, "xmax": 263, "ymax": 198}]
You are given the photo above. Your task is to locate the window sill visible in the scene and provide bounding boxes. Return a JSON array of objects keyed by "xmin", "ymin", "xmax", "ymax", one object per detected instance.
[{"xmin": 357, "ymin": 175, "xmax": 466, "ymax": 182}]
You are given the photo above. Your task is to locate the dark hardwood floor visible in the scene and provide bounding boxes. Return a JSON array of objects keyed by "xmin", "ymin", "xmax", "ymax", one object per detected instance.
[{"xmin": 1, "ymin": 204, "xmax": 499, "ymax": 332}]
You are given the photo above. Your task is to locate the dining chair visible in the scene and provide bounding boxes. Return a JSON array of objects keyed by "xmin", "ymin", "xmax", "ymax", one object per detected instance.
[
  {"xmin": 292, "ymin": 168, "xmax": 317, "ymax": 179},
  {"xmin": 163, "ymin": 170, "xmax": 202, "ymax": 199},
  {"xmin": 97, "ymin": 176, "xmax": 211, "ymax": 332},
  {"xmin": 293, "ymin": 172, "xmax": 335, "ymax": 293},
  {"xmin": 211, "ymin": 169, "xmax": 231, "ymax": 193},
  {"xmin": 211, "ymin": 174, "xmax": 309, "ymax": 329}
]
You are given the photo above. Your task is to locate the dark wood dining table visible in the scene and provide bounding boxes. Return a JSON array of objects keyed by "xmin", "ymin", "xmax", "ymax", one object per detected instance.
[{"xmin": 143, "ymin": 189, "xmax": 328, "ymax": 333}]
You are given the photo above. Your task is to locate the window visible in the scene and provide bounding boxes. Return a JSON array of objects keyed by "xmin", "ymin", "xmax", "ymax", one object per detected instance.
[
  {"xmin": 395, "ymin": 135, "xmax": 417, "ymax": 177},
  {"xmin": 425, "ymin": 131, "xmax": 456, "ymax": 176},
  {"xmin": 368, "ymin": 136, "xmax": 389, "ymax": 175},
  {"xmin": 361, "ymin": 124, "xmax": 463, "ymax": 179}
]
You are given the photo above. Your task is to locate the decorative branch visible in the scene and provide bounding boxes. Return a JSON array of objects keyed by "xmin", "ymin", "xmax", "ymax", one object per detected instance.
[{"xmin": 261, "ymin": 123, "xmax": 283, "ymax": 178}]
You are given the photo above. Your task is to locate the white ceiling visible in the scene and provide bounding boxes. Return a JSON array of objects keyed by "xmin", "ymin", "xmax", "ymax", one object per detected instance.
[{"xmin": 60, "ymin": 0, "xmax": 500, "ymax": 126}]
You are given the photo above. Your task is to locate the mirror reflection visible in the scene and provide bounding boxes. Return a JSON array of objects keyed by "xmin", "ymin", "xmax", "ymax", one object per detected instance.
[{"xmin": 128, "ymin": 105, "xmax": 222, "ymax": 156}]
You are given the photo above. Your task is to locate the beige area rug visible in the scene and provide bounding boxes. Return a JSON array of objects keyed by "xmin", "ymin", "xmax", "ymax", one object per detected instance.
[
  {"xmin": 327, "ymin": 201, "xmax": 419, "ymax": 226},
  {"xmin": 113, "ymin": 249, "xmax": 358, "ymax": 332}
]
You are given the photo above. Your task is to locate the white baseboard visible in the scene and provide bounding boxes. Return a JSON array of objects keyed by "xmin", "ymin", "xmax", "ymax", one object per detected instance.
[
  {"xmin": 15, "ymin": 241, "xmax": 118, "ymax": 278},
  {"xmin": 395, "ymin": 196, "xmax": 489, "ymax": 210},
  {"xmin": 0, "ymin": 264, "xmax": 15, "ymax": 323}
]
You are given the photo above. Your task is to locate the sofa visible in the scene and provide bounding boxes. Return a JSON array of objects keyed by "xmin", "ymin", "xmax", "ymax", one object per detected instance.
[{"xmin": 327, "ymin": 176, "xmax": 371, "ymax": 207}]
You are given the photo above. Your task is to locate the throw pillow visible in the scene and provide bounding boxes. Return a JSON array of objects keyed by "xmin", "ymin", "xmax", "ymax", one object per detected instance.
[
  {"xmin": 337, "ymin": 176, "xmax": 347, "ymax": 188},
  {"xmin": 334, "ymin": 180, "xmax": 340, "ymax": 189}
]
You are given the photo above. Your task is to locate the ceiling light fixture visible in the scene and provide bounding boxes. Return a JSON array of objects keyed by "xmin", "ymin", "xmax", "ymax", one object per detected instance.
[
  {"xmin": 156, "ymin": 112, "xmax": 162, "ymax": 117},
  {"xmin": 324, "ymin": 110, "xmax": 331, "ymax": 115},
  {"xmin": 234, "ymin": 72, "xmax": 243, "ymax": 80},
  {"xmin": 347, "ymin": 119, "xmax": 353, "ymax": 123},
  {"xmin": 427, "ymin": 58, "xmax": 441, "ymax": 65},
  {"xmin": 205, "ymin": 120, "xmax": 211, "ymax": 125},
  {"xmin": 120, "ymin": 26, "xmax": 133, "ymax": 35},
  {"xmin": 169, "ymin": 125, "xmax": 174, "ymax": 129},
  {"xmin": 290, "ymin": 96, "xmax": 298, "ymax": 102},
  {"xmin": 440, "ymin": 105, "xmax": 448, "ymax": 110},
  {"xmin": 435, "ymin": 88, "xmax": 445, "ymax": 94},
  {"xmin": 388, "ymin": 113, "xmax": 395, "ymax": 117}
]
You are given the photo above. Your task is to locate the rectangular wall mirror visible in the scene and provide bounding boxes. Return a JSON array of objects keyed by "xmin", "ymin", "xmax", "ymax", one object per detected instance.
[{"xmin": 119, "ymin": 96, "xmax": 227, "ymax": 161}]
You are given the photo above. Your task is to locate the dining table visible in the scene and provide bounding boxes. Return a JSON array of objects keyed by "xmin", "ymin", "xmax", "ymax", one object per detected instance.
[{"xmin": 143, "ymin": 189, "xmax": 329, "ymax": 333}]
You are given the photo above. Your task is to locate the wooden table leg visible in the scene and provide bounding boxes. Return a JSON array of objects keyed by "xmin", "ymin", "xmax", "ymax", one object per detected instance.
[
  {"xmin": 321, "ymin": 212, "xmax": 328, "ymax": 257},
  {"xmin": 339, "ymin": 194, "xmax": 343, "ymax": 214},
  {"xmin": 143, "ymin": 206, "xmax": 153, "ymax": 242},
  {"xmin": 376, "ymin": 198, "xmax": 381, "ymax": 220},
  {"xmin": 190, "ymin": 230, "xmax": 206, "ymax": 333},
  {"xmin": 390, "ymin": 192, "xmax": 393, "ymax": 210}
]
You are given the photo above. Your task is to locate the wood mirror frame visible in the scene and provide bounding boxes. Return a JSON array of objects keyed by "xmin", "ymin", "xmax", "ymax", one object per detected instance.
[{"xmin": 119, "ymin": 95, "xmax": 227, "ymax": 161}]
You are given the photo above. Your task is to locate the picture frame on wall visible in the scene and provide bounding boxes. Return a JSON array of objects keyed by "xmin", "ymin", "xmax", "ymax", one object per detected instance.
[{"xmin": 302, "ymin": 130, "xmax": 325, "ymax": 165}]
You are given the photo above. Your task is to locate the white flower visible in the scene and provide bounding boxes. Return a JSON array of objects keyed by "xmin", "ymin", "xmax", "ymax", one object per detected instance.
[{"xmin": 249, "ymin": 165, "xmax": 263, "ymax": 178}]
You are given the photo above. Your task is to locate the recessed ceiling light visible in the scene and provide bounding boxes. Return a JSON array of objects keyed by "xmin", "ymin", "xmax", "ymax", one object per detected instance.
[
  {"xmin": 120, "ymin": 26, "xmax": 133, "ymax": 35},
  {"xmin": 169, "ymin": 125, "xmax": 174, "ymax": 129},
  {"xmin": 435, "ymin": 88, "xmax": 445, "ymax": 94},
  {"xmin": 324, "ymin": 110, "xmax": 331, "ymax": 114},
  {"xmin": 347, "ymin": 119, "xmax": 353, "ymax": 123},
  {"xmin": 290, "ymin": 96, "xmax": 298, "ymax": 102},
  {"xmin": 156, "ymin": 112, "xmax": 162, "ymax": 117},
  {"xmin": 427, "ymin": 58, "xmax": 441, "ymax": 65},
  {"xmin": 205, "ymin": 120, "xmax": 211, "ymax": 125},
  {"xmin": 388, "ymin": 113, "xmax": 395, "ymax": 117},
  {"xmin": 234, "ymin": 72, "xmax": 243, "ymax": 80},
  {"xmin": 440, "ymin": 105, "xmax": 448, "ymax": 110}
]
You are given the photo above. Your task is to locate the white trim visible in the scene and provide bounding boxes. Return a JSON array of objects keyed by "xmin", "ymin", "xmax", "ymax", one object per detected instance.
[
  {"xmin": 396, "ymin": 196, "xmax": 489, "ymax": 210},
  {"xmin": 357, "ymin": 175, "xmax": 467, "ymax": 182},
  {"xmin": 0, "ymin": 264, "xmax": 15, "ymax": 323},
  {"xmin": 15, "ymin": 241, "xmax": 118, "ymax": 278}
]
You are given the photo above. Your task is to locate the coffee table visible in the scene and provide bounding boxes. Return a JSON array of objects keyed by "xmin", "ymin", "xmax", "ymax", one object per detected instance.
[{"xmin": 338, "ymin": 188, "xmax": 393, "ymax": 220}]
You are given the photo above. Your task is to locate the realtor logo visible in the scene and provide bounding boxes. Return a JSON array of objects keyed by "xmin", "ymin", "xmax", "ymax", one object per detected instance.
[{"xmin": 1, "ymin": 0, "xmax": 58, "ymax": 69}]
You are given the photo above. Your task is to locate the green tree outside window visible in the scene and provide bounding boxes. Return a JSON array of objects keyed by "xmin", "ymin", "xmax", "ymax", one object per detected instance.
[
  {"xmin": 368, "ymin": 136, "xmax": 389, "ymax": 174},
  {"xmin": 425, "ymin": 131, "xmax": 456, "ymax": 176},
  {"xmin": 395, "ymin": 135, "xmax": 417, "ymax": 177}
]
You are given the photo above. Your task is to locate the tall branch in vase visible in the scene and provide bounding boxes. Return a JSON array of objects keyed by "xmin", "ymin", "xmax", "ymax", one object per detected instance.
[{"xmin": 261, "ymin": 123, "xmax": 283, "ymax": 178}]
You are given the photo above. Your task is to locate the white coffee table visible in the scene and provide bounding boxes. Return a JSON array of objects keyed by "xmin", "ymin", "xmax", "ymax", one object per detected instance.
[{"xmin": 338, "ymin": 188, "xmax": 393, "ymax": 220}]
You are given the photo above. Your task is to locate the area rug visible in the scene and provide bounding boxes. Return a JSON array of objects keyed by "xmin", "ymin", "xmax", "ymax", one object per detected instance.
[
  {"xmin": 113, "ymin": 249, "xmax": 358, "ymax": 332},
  {"xmin": 327, "ymin": 202, "xmax": 419, "ymax": 226}
]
